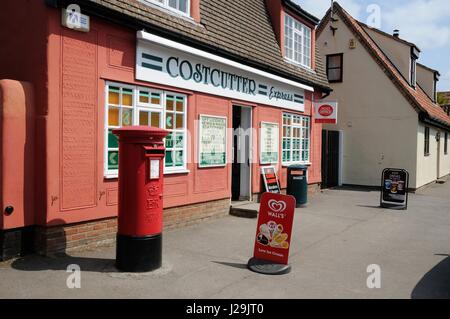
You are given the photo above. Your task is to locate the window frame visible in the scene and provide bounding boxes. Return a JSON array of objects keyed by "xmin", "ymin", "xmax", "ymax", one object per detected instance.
[
  {"xmin": 284, "ymin": 13, "xmax": 312, "ymax": 69},
  {"xmin": 326, "ymin": 53, "xmax": 344, "ymax": 83},
  {"xmin": 143, "ymin": 0, "xmax": 191, "ymax": 17},
  {"xmin": 282, "ymin": 113, "xmax": 311, "ymax": 165},
  {"xmin": 424, "ymin": 126, "xmax": 430, "ymax": 157},
  {"xmin": 104, "ymin": 81, "xmax": 188, "ymax": 179},
  {"xmin": 163, "ymin": 92, "xmax": 188, "ymax": 173}
]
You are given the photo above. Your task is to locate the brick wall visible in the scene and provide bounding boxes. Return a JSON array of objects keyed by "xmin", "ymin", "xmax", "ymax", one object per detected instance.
[
  {"xmin": 28, "ymin": 197, "xmax": 230, "ymax": 257},
  {"xmin": 0, "ymin": 229, "xmax": 22, "ymax": 261}
]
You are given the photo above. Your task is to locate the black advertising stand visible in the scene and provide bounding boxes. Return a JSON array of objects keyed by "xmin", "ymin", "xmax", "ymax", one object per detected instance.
[{"xmin": 380, "ymin": 168, "xmax": 410, "ymax": 210}]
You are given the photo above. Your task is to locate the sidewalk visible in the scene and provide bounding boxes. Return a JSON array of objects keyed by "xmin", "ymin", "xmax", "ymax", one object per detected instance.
[{"xmin": 1, "ymin": 181, "xmax": 450, "ymax": 299}]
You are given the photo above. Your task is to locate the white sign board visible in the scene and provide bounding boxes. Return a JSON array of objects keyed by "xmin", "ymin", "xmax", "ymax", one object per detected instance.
[
  {"xmin": 136, "ymin": 34, "xmax": 307, "ymax": 112},
  {"xmin": 198, "ymin": 115, "xmax": 227, "ymax": 168},
  {"xmin": 61, "ymin": 6, "xmax": 90, "ymax": 33},
  {"xmin": 313, "ymin": 101, "xmax": 338, "ymax": 124},
  {"xmin": 150, "ymin": 159, "xmax": 160, "ymax": 179}
]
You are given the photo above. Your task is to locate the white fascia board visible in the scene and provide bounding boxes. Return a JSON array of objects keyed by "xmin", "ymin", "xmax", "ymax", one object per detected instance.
[{"xmin": 137, "ymin": 30, "xmax": 314, "ymax": 92}]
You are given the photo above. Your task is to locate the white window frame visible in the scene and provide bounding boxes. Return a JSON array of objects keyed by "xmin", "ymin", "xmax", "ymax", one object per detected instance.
[
  {"xmin": 284, "ymin": 13, "xmax": 312, "ymax": 69},
  {"xmin": 142, "ymin": 0, "xmax": 191, "ymax": 17},
  {"xmin": 282, "ymin": 113, "xmax": 311, "ymax": 165},
  {"xmin": 104, "ymin": 81, "xmax": 188, "ymax": 179},
  {"xmin": 162, "ymin": 91, "xmax": 188, "ymax": 173}
]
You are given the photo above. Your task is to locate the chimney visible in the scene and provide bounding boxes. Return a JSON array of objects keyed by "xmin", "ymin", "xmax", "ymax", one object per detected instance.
[{"xmin": 393, "ymin": 29, "xmax": 400, "ymax": 38}]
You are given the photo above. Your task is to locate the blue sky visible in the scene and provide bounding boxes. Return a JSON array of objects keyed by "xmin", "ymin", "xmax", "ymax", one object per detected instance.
[{"xmin": 295, "ymin": 0, "xmax": 450, "ymax": 92}]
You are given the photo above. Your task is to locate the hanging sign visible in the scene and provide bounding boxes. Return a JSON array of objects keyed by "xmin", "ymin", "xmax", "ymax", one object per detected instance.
[
  {"xmin": 314, "ymin": 101, "xmax": 338, "ymax": 124},
  {"xmin": 252, "ymin": 192, "xmax": 296, "ymax": 265},
  {"xmin": 261, "ymin": 166, "xmax": 281, "ymax": 193},
  {"xmin": 198, "ymin": 115, "xmax": 227, "ymax": 168},
  {"xmin": 380, "ymin": 168, "xmax": 409, "ymax": 210},
  {"xmin": 136, "ymin": 32, "xmax": 309, "ymax": 112},
  {"xmin": 260, "ymin": 122, "xmax": 279, "ymax": 164}
]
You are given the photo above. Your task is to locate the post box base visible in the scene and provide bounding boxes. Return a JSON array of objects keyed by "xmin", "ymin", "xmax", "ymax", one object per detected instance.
[{"xmin": 115, "ymin": 233, "xmax": 162, "ymax": 273}]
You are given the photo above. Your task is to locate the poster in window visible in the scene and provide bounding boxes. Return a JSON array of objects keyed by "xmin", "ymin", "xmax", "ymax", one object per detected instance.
[
  {"xmin": 260, "ymin": 122, "xmax": 279, "ymax": 164},
  {"xmin": 199, "ymin": 115, "xmax": 227, "ymax": 168}
]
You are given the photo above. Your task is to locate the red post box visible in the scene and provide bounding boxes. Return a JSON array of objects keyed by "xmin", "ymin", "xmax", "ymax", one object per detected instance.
[{"xmin": 113, "ymin": 126, "xmax": 168, "ymax": 272}]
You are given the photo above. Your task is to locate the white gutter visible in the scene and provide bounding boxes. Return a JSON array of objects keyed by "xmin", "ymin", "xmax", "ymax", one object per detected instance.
[{"xmin": 137, "ymin": 30, "xmax": 314, "ymax": 92}]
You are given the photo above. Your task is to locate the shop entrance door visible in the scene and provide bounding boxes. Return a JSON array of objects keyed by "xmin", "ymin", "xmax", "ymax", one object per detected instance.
[
  {"xmin": 321, "ymin": 130, "xmax": 340, "ymax": 188},
  {"xmin": 232, "ymin": 105, "xmax": 252, "ymax": 201}
]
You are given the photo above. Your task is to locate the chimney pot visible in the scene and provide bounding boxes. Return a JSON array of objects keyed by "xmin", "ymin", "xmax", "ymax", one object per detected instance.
[{"xmin": 393, "ymin": 29, "xmax": 400, "ymax": 37}]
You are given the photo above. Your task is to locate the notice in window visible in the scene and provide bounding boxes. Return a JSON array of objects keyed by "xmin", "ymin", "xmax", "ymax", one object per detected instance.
[
  {"xmin": 260, "ymin": 122, "xmax": 279, "ymax": 164},
  {"xmin": 199, "ymin": 115, "xmax": 227, "ymax": 168}
]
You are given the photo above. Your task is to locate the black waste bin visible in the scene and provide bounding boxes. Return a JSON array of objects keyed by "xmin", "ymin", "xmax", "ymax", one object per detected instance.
[{"xmin": 287, "ymin": 164, "xmax": 308, "ymax": 207}]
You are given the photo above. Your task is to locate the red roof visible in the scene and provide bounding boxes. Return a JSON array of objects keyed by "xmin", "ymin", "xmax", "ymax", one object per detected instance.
[{"xmin": 318, "ymin": 3, "xmax": 450, "ymax": 128}]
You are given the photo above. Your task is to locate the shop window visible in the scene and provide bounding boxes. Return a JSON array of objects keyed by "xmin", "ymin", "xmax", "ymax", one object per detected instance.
[
  {"xmin": 445, "ymin": 132, "xmax": 448, "ymax": 155},
  {"xmin": 144, "ymin": 0, "xmax": 190, "ymax": 16},
  {"xmin": 284, "ymin": 14, "xmax": 311, "ymax": 68},
  {"xmin": 105, "ymin": 82, "xmax": 187, "ymax": 178},
  {"xmin": 424, "ymin": 126, "xmax": 430, "ymax": 156},
  {"xmin": 282, "ymin": 113, "xmax": 310, "ymax": 164},
  {"xmin": 326, "ymin": 53, "xmax": 343, "ymax": 83}
]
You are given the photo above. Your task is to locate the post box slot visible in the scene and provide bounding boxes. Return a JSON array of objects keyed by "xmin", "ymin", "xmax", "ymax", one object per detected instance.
[{"xmin": 143, "ymin": 146, "xmax": 165, "ymax": 157}]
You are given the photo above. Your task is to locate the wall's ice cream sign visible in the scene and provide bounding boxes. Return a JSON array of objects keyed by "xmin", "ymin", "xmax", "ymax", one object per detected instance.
[
  {"xmin": 251, "ymin": 193, "xmax": 296, "ymax": 265},
  {"xmin": 136, "ymin": 31, "xmax": 310, "ymax": 111}
]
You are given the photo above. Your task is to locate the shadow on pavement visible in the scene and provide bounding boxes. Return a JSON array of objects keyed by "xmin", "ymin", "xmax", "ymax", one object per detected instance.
[
  {"xmin": 11, "ymin": 254, "xmax": 116, "ymax": 273},
  {"xmin": 411, "ymin": 255, "xmax": 450, "ymax": 299},
  {"xmin": 325, "ymin": 186, "xmax": 379, "ymax": 193},
  {"xmin": 356, "ymin": 205, "xmax": 384, "ymax": 210},
  {"xmin": 212, "ymin": 261, "xmax": 248, "ymax": 270}
]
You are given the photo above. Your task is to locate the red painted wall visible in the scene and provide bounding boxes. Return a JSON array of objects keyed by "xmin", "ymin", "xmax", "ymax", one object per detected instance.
[
  {"xmin": 265, "ymin": 0, "xmax": 283, "ymax": 46},
  {"xmin": 191, "ymin": 0, "xmax": 201, "ymax": 23},
  {"xmin": 0, "ymin": 0, "xmax": 49, "ymax": 230},
  {"xmin": 1, "ymin": 4, "xmax": 323, "ymax": 228},
  {"xmin": 0, "ymin": 80, "xmax": 35, "ymax": 230}
]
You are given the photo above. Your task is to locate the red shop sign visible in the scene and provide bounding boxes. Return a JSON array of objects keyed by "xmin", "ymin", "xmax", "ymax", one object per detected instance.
[{"xmin": 252, "ymin": 192, "xmax": 296, "ymax": 265}]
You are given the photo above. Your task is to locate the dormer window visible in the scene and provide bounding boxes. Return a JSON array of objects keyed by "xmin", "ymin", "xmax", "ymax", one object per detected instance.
[
  {"xmin": 145, "ymin": 0, "xmax": 190, "ymax": 16},
  {"xmin": 284, "ymin": 14, "xmax": 312, "ymax": 68}
]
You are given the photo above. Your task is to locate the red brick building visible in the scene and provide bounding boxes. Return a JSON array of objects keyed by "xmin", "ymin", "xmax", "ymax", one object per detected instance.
[{"xmin": 0, "ymin": 0, "xmax": 331, "ymax": 260}]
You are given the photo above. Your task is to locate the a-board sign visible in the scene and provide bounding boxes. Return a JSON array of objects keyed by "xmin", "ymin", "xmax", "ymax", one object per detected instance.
[
  {"xmin": 380, "ymin": 168, "xmax": 409, "ymax": 210},
  {"xmin": 261, "ymin": 166, "xmax": 281, "ymax": 193},
  {"xmin": 252, "ymin": 192, "xmax": 296, "ymax": 265}
]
